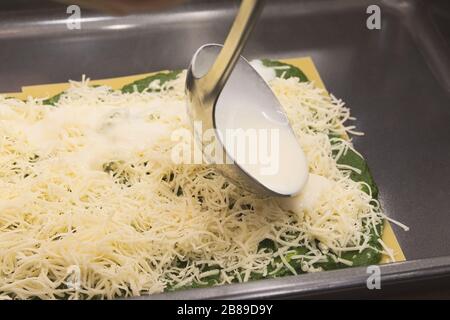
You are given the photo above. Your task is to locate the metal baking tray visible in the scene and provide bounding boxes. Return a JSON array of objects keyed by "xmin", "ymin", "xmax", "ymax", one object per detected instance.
[{"xmin": 1, "ymin": 0, "xmax": 449, "ymax": 299}]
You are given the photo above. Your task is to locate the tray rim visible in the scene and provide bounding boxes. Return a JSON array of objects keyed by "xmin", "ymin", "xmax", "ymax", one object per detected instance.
[{"xmin": 132, "ymin": 256, "xmax": 450, "ymax": 299}]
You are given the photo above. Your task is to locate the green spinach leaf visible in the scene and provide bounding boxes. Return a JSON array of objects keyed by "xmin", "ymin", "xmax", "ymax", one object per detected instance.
[
  {"xmin": 121, "ymin": 70, "xmax": 182, "ymax": 94},
  {"xmin": 43, "ymin": 92, "xmax": 63, "ymax": 106},
  {"xmin": 261, "ymin": 59, "xmax": 309, "ymax": 82}
]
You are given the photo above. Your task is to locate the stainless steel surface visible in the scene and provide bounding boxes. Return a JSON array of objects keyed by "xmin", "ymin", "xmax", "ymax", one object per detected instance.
[
  {"xmin": 139, "ymin": 256, "xmax": 450, "ymax": 299},
  {"xmin": 1, "ymin": 0, "xmax": 449, "ymax": 298},
  {"xmin": 186, "ymin": 0, "xmax": 286, "ymax": 196}
]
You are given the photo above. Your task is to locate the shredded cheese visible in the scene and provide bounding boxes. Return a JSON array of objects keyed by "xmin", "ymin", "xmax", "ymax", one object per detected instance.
[{"xmin": 0, "ymin": 68, "xmax": 397, "ymax": 300}]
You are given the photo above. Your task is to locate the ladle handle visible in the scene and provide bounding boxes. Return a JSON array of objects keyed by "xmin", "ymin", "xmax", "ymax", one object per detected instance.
[{"xmin": 199, "ymin": 0, "xmax": 265, "ymax": 101}]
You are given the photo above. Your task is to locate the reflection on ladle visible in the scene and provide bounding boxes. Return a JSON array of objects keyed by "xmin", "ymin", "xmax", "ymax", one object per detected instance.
[{"xmin": 186, "ymin": 0, "xmax": 309, "ymax": 196}]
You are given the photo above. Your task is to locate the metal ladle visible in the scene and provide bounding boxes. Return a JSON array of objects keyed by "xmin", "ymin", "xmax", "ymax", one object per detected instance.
[{"xmin": 186, "ymin": 0, "xmax": 308, "ymax": 197}]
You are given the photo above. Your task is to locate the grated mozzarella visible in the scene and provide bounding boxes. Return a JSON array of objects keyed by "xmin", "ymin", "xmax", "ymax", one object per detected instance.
[{"xmin": 0, "ymin": 69, "xmax": 395, "ymax": 299}]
